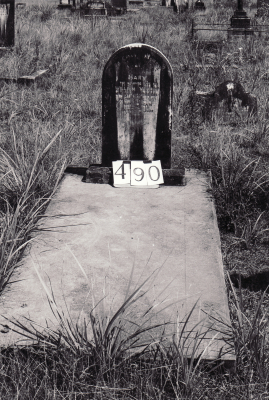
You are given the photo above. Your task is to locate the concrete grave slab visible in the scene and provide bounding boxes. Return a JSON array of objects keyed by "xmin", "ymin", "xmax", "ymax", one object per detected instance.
[
  {"xmin": 0, "ymin": 69, "xmax": 49, "ymax": 85},
  {"xmin": 0, "ymin": 170, "xmax": 235, "ymax": 363}
]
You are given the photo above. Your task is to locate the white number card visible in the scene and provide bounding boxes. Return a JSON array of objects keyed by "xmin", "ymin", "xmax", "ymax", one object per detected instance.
[
  {"xmin": 112, "ymin": 161, "xmax": 131, "ymax": 187},
  {"xmin": 113, "ymin": 160, "xmax": 164, "ymax": 188},
  {"xmin": 146, "ymin": 161, "xmax": 164, "ymax": 185},
  {"xmin": 130, "ymin": 161, "xmax": 149, "ymax": 186}
]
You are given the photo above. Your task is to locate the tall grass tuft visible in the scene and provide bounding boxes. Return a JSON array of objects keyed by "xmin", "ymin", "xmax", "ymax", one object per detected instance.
[{"xmin": 0, "ymin": 129, "xmax": 65, "ymax": 294}]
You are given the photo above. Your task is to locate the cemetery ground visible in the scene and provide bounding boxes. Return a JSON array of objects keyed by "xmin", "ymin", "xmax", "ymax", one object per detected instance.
[{"xmin": 1, "ymin": 1, "xmax": 269, "ymax": 398}]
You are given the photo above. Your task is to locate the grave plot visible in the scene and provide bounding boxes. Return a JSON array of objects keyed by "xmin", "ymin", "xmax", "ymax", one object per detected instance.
[{"xmin": 0, "ymin": 44, "xmax": 235, "ymax": 363}]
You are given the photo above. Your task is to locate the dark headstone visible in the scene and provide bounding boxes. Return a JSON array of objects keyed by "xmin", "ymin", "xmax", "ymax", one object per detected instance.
[
  {"xmin": 0, "ymin": 0, "xmax": 14, "ymax": 47},
  {"xmin": 194, "ymin": 0, "xmax": 205, "ymax": 10},
  {"xmin": 102, "ymin": 43, "xmax": 173, "ymax": 169},
  {"xmin": 228, "ymin": 0, "xmax": 253, "ymax": 36},
  {"xmin": 111, "ymin": 0, "xmax": 127, "ymax": 10}
]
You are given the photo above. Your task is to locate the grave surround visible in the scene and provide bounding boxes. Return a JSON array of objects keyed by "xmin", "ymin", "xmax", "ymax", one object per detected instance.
[{"xmin": 0, "ymin": 170, "xmax": 235, "ymax": 363}]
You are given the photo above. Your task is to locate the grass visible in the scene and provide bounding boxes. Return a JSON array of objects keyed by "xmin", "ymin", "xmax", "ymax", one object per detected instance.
[{"xmin": 0, "ymin": 1, "xmax": 269, "ymax": 398}]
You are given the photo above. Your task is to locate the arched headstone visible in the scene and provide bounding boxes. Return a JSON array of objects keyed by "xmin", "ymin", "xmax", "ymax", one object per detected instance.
[{"xmin": 102, "ymin": 43, "xmax": 173, "ymax": 169}]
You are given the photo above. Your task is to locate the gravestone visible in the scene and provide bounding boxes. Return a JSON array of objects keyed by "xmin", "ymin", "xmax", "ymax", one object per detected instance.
[
  {"xmin": 228, "ymin": 0, "xmax": 253, "ymax": 36},
  {"xmin": 194, "ymin": 0, "xmax": 205, "ymax": 10},
  {"xmin": 102, "ymin": 44, "xmax": 173, "ymax": 169},
  {"xmin": 173, "ymin": 0, "xmax": 188, "ymax": 13},
  {"xmin": 111, "ymin": 0, "xmax": 127, "ymax": 13},
  {"xmin": 82, "ymin": 0, "xmax": 107, "ymax": 15},
  {"xmin": 0, "ymin": 0, "xmax": 14, "ymax": 47},
  {"xmin": 58, "ymin": 0, "xmax": 76, "ymax": 8},
  {"xmin": 161, "ymin": 0, "xmax": 174, "ymax": 7}
]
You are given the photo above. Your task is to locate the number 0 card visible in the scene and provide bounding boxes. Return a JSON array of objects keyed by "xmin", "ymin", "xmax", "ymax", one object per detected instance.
[{"xmin": 147, "ymin": 161, "xmax": 164, "ymax": 185}]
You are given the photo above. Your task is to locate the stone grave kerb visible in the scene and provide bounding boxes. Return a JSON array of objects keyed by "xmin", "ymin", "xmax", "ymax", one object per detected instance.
[{"xmin": 102, "ymin": 43, "xmax": 173, "ymax": 169}]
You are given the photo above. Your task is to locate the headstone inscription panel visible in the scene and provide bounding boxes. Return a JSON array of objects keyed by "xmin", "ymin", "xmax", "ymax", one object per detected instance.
[
  {"xmin": 0, "ymin": 0, "xmax": 14, "ymax": 47},
  {"xmin": 102, "ymin": 43, "xmax": 173, "ymax": 169}
]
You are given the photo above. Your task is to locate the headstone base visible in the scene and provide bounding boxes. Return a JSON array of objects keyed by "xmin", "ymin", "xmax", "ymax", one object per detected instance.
[
  {"xmin": 230, "ymin": 9, "xmax": 252, "ymax": 35},
  {"xmin": 228, "ymin": 27, "xmax": 254, "ymax": 37},
  {"xmin": 83, "ymin": 165, "xmax": 186, "ymax": 185}
]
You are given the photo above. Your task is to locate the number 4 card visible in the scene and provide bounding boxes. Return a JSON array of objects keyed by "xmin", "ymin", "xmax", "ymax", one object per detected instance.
[{"xmin": 113, "ymin": 161, "xmax": 131, "ymax": 187}]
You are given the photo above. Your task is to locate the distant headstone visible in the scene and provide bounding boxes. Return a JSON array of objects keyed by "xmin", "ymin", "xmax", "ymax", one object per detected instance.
[
  {"xmin": 58, "ymin": 0, "xmax": 76, "ymax": 8},
  {"xmin": 102, "ymin": 43, "xmax": 173, "ymax": 169},
  {"xmin": 83, "ymin": 0, "xmax": 107, "ymax": 15},
  {"xmin": 111, "ymin": 0, "xmax": 127, "ymax": 11},
  {"xmin": 0, "ymin": 0, "xmax": 14, "ymax": 47},
  {"xmin": 161, "ymin": 0, "xmax": 173, "ymax": 7},
  {"xmin": 228, "ymin": 0, "xmax": 253, "ymax": 36},
  {"xmin": 173, "ymin": 0, "xmax": 188, "ymax": 13},
  {"xmin": 194, "ymin": 0, "xmax": 205, "ymax": 10}
]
